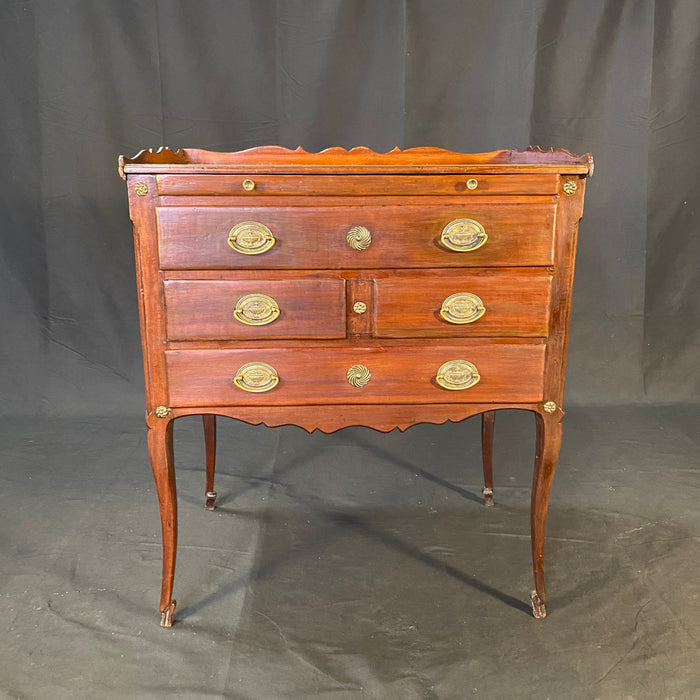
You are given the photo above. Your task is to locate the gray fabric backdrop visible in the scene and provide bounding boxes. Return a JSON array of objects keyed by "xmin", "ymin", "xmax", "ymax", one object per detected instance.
[{"xmin": 1, "ymin": 0, "xmax": 699, "ymax": 416}]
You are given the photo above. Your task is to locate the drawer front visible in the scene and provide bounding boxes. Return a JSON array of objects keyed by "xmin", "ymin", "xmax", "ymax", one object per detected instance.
[
  {"xmin": 372, "ymin": 269, "xmax": 552, "ymax": 338},
  {"xmin": 156, "ymin": 203, "xmax": 556, "ymax": 269},
  {"xmin": 165, "ymin": 343, "xmax": 545, "ymax": 407},
  {"xmin": 156, "ymin": 173, "xmax": 560, "ymax": 197},
  {"xmin": 164, "ymin": 279, "xmax": 346, "ymax": 340}
]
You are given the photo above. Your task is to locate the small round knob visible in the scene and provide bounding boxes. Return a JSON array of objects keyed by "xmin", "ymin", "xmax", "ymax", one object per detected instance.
[
  {"xmin": 466, "ymin": 178, "xmax": 478, "ymax": 190},
  {"xmin": 346, "ymin": 226, "xmax": 372, "ymax": 251},
  {"xmin": 353, "ymin": 301, "xmax": 367, "ymax": 314},
  {"xmin": 242, "ymin": 179, "xmax": 256, "ymax": 191},
  {"xmin": 347, "ymin": 364, "xmax": 371, "ymax": 387}
]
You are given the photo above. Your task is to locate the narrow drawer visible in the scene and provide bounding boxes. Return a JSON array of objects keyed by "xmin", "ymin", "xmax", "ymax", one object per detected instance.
[
  {"xmin": 372, "ymin": 269, "xmax": 552, "ymax": 338},
  {"xmin": 164, "ymin": 279, "xmax": 346, "ymax": 340},
  {"xmin": 156, "ymin": 173, "xmax": 560, "ymax": 197},
  {"xmin": 165, "ymin": 342, "xmax": 545, "ymax": 407},
  {"xmin": 156, "ymin": 202, "xmax": 556, "ymax": 269}
]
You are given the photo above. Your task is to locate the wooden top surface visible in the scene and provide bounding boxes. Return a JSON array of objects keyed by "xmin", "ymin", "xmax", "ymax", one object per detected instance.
[{"xmin": 119, "ymin": 145, "xmax": 594, "ymax": 179}]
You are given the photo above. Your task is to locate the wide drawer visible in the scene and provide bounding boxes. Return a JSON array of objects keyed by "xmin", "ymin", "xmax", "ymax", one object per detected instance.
[
  {"xmin": 372, "ymin": 269, "xmax": 552, "ymax": 338},
  {"xmin": 165, "ymin": 342, "xmax": 545, "ymax": 406},
  {"xmin": 156, "ymin": 202, "xmax": 556, "ymax": 269},
  {"xmin": 164, "ymin": 279, "xmax": 346, "ymax": 340}
]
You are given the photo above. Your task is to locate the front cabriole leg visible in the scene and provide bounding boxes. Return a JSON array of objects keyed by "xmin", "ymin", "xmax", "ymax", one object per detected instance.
[
  {"xmin": 147, "ymin": 410, "xmax": 177, "ymax": 627},
  {"xmin": 530, "ymin": 403, "xmax": 564, "ymax": 619}
]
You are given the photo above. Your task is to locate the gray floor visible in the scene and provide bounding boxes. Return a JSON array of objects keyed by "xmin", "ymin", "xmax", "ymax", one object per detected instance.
[{"xmin": 1, "ymin": 406, "xmax": 700, "ymax": 699}]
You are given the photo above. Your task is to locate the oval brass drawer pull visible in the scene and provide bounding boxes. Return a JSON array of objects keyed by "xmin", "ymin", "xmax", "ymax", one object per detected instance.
[
  {"xmin": 228, "ymin": 221, "xmax": 276, "ymax": 255},
  {"xmin": 234, "ymin": 293, "xmax": 280, "ymax": 326},
  {"xmin": 436, "ymin": 359, "xmax": 480, "ymax": 390},
  {"xmin": 346, "ymin": 225, "xmax": 372, "ymax": 251},
  {"xmin": 440, "ymin": 292, "xmax": 486, "ymax": 324},
  {"xmin": 347, "ymin": 364, "xmax": 371, "ymax": 387},
  {"xmin": 233, "ymin": 362, "xmax": 279, "ymax": 393},
  {"xmin": 441, "ymin": 218, "xmax": 487, "ymax": 252}
]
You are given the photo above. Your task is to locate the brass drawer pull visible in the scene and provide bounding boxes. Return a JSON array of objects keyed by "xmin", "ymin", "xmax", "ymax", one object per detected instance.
[
  {"xmin": 441, "ymin": 218, "xmax": 487, "ymax": 252},
  {"xmin": 440, "ymin": 292, "xmax": 486, "ymax": 324},
  {"xmin": 234, "ymin": 293, "xmax": 280, "ymax": 326},
  {"xmin": 346, "ymin": 225, "xmax": 372, "ymax": 251},
  {"xmin": 436, "ymin": 359, "xmax": 480, "ymax": 390},
  {"xmin": 347, "ymin": 364, "xmax": 371, "ymax": 387},
  {"xmin": 228, "ymin": 221, "xmax": 276, "ymax": 255},
  {"xmin": 233, "ymin": 362, "xmax": 279, "ymax": 393},
  {"xmin": 242, "ymin": 179, "xmax": 256, "ymax": 191}
]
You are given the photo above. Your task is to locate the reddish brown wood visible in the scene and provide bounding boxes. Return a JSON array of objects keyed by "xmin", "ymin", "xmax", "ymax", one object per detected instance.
[
  {"xmin": 164, "ymin": 343, "xmax": 545, "ymax": 407},
  {"xmin": 155, "ymin": 201, "xmax": 557, "ymax": 269},
  {"xmin": 530, "ymin": 406, "xmax": 565, "ymax": 618},
  {"xmin": 156, "ymin": 173, "xmax": 559, "ymax": 197},
  {"xmin": 120, "ymin": 145, "xmax": 593, "ymax": 177},
  {"xmin": 203, "ymin": 415, "xmax": 217, "ymax": 510},
  {"xmin": 146, "ymin": 415, "xmax": 177, "ymax": 626},
  {"xmin": 481, "ymin": 411, "xmax": 496, "ymax": 507},
  {"xmin": 165, "ymin": 403, "xmax": 535, "ymax": 434},
  {"xmin": 163, "ymin": 279, "xmax": 347, "ymax": 341},
  {"xmin": 121, "ymin": 145, "xmax": 591, "ymax": 623},
  {"xmin": 372, "ymin": 269, "xmax": 551, "ymax": 338}
]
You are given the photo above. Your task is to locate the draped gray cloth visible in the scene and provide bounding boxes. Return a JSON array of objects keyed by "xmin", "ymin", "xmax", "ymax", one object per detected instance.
[{"xmin": 2, "ymin": 0, "xmax": 699, "ymax": 414}]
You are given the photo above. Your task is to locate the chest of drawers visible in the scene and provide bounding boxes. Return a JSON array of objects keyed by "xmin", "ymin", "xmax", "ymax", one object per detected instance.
[{"xmin": 119, "ymin": 145, "xmax": 592, "ymax": 626}]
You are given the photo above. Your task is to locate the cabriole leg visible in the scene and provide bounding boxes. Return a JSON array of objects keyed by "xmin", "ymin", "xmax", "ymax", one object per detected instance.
[
  {"xmin": 203, "ymin": 415, "xmax": 217, "ymax": 510},
  {"xmin": 530, "ymin": 408, "xmax": 564, "ymax": 619},
  {"xmin": 147, "ymin": 417, "xmax": 177, "ymax": 627},
  {"xmin": 481, "ymin": 411, "xmax": 496, "ymax": 506}
]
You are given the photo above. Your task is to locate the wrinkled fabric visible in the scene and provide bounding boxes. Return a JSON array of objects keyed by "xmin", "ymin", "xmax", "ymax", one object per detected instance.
[
  {"xmin": 2, "ymin": 409, "xmax": 700, "ymax": 698},
  {"xmin": 0, "ymin": 0, "xmax": 699, "ymax": 414}
]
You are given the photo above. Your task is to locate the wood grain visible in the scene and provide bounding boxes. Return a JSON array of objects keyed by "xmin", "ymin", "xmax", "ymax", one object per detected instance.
[
  {"xmin": 372, "ymin": 269, "xmax": 552, "ymax": 338},
  {"xmin": 156, "ymin": 202, "xmax": 556, "ymax": 269},
  {"xmin": 163, "ymin": 278, "xmax": 347, "ymax": 340},
  {"xmin": 164, "ymin": 342, "xmax": 545, "ymax": 407}
]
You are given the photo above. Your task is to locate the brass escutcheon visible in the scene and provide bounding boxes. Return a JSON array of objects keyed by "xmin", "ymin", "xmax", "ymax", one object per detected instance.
[
  {"xmin": 441, "ymin": 218, "xmax": 488, "ymax": 252},
  {"xmin": 436, "ymin": 359, "xmax": 480, "ymax": 391},
  {"xmin": 228, "ymin": 221, "xmax": 276, "ymax": 255},
  {"xmin": 346, "ymin": 225, "xmax": 372, "ymax": 251},
  {"xmin": 440, "ymin": 292, "xmax": 486, "ymax": 324},
  {"xmin": 353, "ymin": 301, "xmax": 367, "ymax": 314},
  {"xmin": 234, "ymin": 293, "xmax": 280, "ymax": 326},
  {"xmin": 233, "ymin": 362, "xmax": 279, "ymax": 393},
  {"xmin": 347, "ymin": 364, "xmax": 371, "ymax": 387}
]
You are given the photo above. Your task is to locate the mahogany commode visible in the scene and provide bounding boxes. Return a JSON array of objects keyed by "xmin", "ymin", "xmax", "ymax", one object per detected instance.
[{"xmin": 119, "ymin": 145, "xmax": 592, "ymax": 626}]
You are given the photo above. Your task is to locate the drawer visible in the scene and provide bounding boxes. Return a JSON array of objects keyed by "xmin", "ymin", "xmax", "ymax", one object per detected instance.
[
  {"xmin": 164, "ymin": 279, "xmax": 346, "ymax": 340},
  {"xmin": 372, "ymin": 269, "xmax": 552, "ymax": 338},
  {"xmin": 156, "ymin": 173, "xmax": 560, "ymax": 197},
  {"xmin": 165, "ymin": 342, "xmax": 545, "ymax": 407},
  {"xmin": 156, "ymin": 202, "xmax": 556, "ymax": 269}
]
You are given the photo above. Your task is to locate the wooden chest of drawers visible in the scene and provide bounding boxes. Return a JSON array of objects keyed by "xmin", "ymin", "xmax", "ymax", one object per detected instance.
[{"xmin": 119, "ymin": 146, "xmax": 592, "ymax": 626}]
